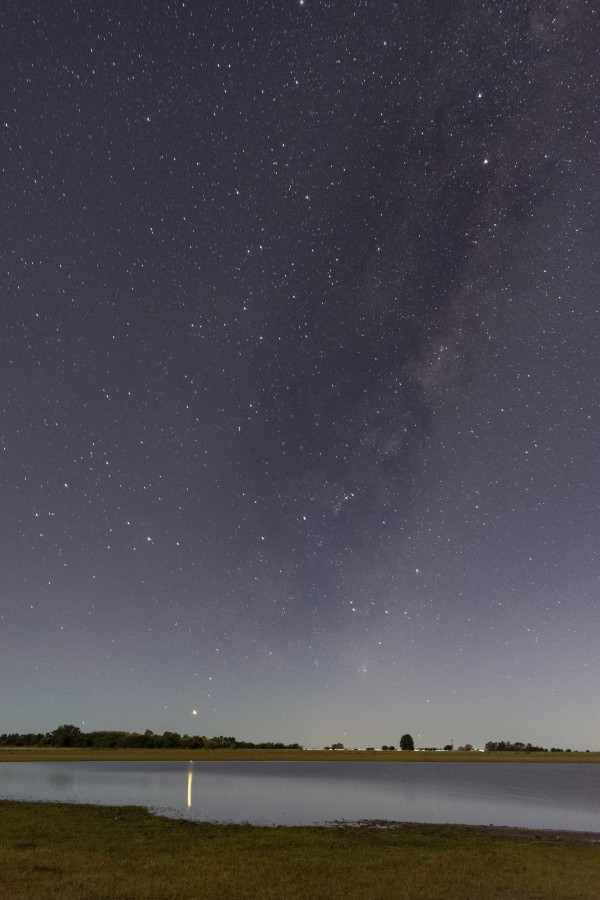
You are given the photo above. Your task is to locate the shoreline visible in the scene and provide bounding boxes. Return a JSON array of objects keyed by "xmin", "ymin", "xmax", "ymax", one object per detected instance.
[
  {"xmin": 330, "ymin": 819, "xmax": 600, "ymax": 843},
  {"xmin": 1, "ymin": 798, "xmax": 598, "ymax": 841},
  {"xmin": 1, "ymin": 746, "xmax": 599, "ymax": 763}
]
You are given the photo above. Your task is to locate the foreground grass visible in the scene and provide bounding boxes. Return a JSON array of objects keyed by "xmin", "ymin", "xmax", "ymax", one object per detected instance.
[
  {"xmin": 1, "ymin": 746, "xmax": 598, "ymax": 763},
  {"xmin": 1, "ymin": 801, "xmax": 599, "ymax": 900}
]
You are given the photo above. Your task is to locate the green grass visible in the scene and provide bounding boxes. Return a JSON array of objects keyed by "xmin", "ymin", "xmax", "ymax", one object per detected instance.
[
  {"xmin": 1, "ymin": 801, "xmax": 599, "ymax": 900},
  {"xmin": 1, "ymin": 746, "xmax": 598, "ymax": 762}
]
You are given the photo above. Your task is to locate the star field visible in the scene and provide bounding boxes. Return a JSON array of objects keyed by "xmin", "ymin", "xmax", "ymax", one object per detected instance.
[{"xmin": 2, "ymin": 0, "xmax": 600, "ymax": 749}]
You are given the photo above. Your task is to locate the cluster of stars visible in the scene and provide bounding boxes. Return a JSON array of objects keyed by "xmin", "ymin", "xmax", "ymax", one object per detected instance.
[{"xmin": 1, "ymin": 0, "xmax": 599, "ymax": 748}]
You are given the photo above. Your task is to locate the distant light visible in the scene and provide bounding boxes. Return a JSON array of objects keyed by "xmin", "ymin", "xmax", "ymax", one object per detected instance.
[{"xmin": 192, "ymin": 709, "xmax": 197, "ymax": 715}]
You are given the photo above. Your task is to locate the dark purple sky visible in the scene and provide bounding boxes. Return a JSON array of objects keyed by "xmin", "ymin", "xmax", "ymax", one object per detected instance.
[{"xmin": 2, "ymin": 0, "xmax": 599, "ymax": 749}]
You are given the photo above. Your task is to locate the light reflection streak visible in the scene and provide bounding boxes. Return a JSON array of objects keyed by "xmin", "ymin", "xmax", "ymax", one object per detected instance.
[{"xmin": 187, "ymin": 768, "xmax": 193, "ymax": 808}]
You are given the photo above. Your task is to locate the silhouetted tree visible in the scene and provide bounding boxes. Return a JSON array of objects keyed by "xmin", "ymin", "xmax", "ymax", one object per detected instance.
[
  {"xmin": 400, "ymin": 733, "xmax": 414, "ymax": 751},
  {"xmin": 50, "ymin": 724, "xmax": 82, "ymax": 747}
]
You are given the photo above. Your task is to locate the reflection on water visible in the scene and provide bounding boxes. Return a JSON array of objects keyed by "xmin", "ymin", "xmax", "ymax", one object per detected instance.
[
  {"xmin": 1, "ymin": 761, "xmax": 600, "ymax": 831},
  {"xmin": 48, "ymin": 770, "xmax": 77, "ymax": 791}
]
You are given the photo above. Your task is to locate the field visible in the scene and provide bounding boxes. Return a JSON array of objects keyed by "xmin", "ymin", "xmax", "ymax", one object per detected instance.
[
  {"xmin": 1, "ymin": 746, "xmax": 599, "ymax": 763},
  {"xmin": 1, "ymin": 800, "xmax": 599, "ymax": 900}
]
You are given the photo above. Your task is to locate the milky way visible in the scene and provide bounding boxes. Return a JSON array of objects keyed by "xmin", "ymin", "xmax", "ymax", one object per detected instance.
[{"xmin": 2, "ymin": 0, "xmax": 599, "ymax": 748}]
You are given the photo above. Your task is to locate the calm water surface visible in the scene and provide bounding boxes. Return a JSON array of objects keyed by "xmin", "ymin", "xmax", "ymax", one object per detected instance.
[{"xmin": 1, "ymin": 761, "xmax": 599, "ymax": 830}]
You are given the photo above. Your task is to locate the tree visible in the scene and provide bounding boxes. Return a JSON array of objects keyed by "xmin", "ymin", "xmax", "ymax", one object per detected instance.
[
  {"xmin": 400, "ymin": 733, "xmax": 414, "ymax": 751},
  {"xmin": 49, "ymin": 724, "xmax": 82, "ymax": 747}
]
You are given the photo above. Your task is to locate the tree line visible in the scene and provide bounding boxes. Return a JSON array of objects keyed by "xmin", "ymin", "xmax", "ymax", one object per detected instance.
[
  {"xmin": 484, "ymin": 741, "xmax": 572, "ymax": 753},
  {"xmin": 1, "ymin": 727, "xmax": 577, "ymax": 753},
  {"xmin": 0, "ymin": 724, "xmax": 302, "ymax": 750}
]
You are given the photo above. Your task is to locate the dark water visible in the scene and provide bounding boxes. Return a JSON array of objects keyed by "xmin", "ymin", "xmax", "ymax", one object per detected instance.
[{"xmin": 1, "ymin": 761, "xmax": 599, "ymax": 830}]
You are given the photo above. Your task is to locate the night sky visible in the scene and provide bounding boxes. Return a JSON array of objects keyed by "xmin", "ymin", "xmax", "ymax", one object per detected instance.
[{"xmin": 2, "ymin": 0, "xmax": 600, "ymax": 750}]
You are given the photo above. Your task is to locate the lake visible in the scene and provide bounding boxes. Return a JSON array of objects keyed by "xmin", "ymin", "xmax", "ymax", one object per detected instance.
[{"xmin": 1, "ymin": 761, "xmax": 599, "ymax": 831}]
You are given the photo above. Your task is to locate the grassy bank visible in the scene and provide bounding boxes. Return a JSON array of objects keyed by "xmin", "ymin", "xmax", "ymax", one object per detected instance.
[
  {"xmin": 1, "ymin": 801, "xmax": 599, "ymax": 900},
  {"xmin": 1, "ymin": 746, "xmax": 599, "ymax": 762}
]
